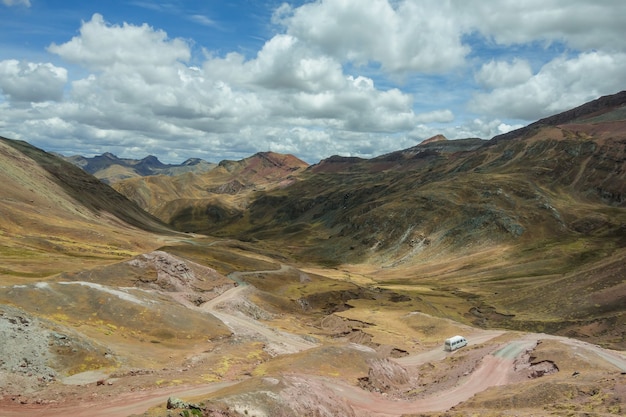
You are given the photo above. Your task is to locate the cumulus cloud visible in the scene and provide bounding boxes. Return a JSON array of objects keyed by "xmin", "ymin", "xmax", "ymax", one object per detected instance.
[
  {"xmin": 1, "ymin": 13, "xmax": 417, "ymax": 162},
  {"xmin": 459, "ymin": 0, "xmax": 626, "ymax": 52},
  {"xmin": 274, "ymin": 0, "xmax": 469, "ymax": 74},
  {"xmin": 475, "ymin": 59, "xmax": 533, "ymax": 89},
  {"xmin": 204, "ymin": 34, "xmax": 346, "ymax": 92},
  {"xmin": 470, "ymin": 51, "xmax": 626, "ymax": 120},
  {"xmin": 0, "ymin": 60, "xmax": 67, "ymax": 103},
  {"xmin": 2, "ymin": 1, "xmax": 626, "ymax": 163},
  {"xmin": 415, "ymin": 109, "xmax": 454, "ymax": 124},
  {"xmin": 47, "ymin": 14, "xmax": 190, "ymax": 70}
]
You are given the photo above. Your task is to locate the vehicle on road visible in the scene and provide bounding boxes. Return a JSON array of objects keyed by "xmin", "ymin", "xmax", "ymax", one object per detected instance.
[{"xmin": 444, "ymin": 335, "xmax": 467, "ymax": 351}]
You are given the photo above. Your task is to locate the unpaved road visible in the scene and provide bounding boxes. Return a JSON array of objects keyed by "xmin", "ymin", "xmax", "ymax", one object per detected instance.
[
  {"xmin": 393, "ymin": 328, "xmax": 506, "ymax": 367},
  {"xmin": 324, "ymin": 338, "xmax": 539, "ymax": 415},
  {"xmin": 3, "ymin": 266, "xmax": 626, "ymax": 417},
  {"xmin": 1, "ymin": 382, "xmax": 236, "ymax": 417},
  {"xmin": 199, "ymin": 282, "xmax": 318, "ymax": 355}
]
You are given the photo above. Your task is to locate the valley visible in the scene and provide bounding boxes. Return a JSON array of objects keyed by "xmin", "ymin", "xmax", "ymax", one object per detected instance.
[{"xmin": 0, "ymin": 91, "xmax": 625, "ymax": 416}]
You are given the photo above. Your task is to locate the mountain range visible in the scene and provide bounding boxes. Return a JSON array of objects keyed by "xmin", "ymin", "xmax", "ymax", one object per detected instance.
[
  {"xmin": 0, "ymin": 91, "xmax": 625, "ymax": 416},
  {"xmin": 60, "ymin": 152, "xmax": 217, "ymax": 184}
]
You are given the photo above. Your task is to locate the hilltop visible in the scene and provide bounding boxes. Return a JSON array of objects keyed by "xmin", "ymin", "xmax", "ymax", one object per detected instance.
[{"xmin": 111, "ymin": 151, "xmax": 309, "ymax": 227}]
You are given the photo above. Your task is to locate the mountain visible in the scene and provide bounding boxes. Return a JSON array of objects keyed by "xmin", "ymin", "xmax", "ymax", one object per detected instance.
[
  {"xmin": 490, "ymin": 89, "xmax": 626, "ymax": 143},
  {"xmin": 1, "ymin": 92, "xmax": 625, "ymax": 417},
  {"xmin": 132, "ymin": 91, "xmax": 625, "ymax": 349},
  {"xmin": 0, "ymin": 137, "xmax": 174, "ymax": 280},
  {"xmin": 111, "ymin": 151, "xmax": 309, "ymax": 227},
  {"xmin": 60, "ymin": 152, "xmax": 217, "ymax": 184}
]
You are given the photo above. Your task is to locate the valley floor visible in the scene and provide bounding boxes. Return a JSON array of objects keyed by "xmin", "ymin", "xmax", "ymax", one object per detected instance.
[{"xmin": 1, "ymin": 256, "xmax": 625, "ymax": 416}]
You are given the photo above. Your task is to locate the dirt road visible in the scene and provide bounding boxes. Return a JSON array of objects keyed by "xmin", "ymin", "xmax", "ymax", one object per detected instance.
[
  {"xmin": 322, "ymin": 338, "xmax": 538, "ymax": 415},
  {"xmin": 199, "ymin": 284, "xmax": 318, "ymax": 355},
  {"xmin": 3, "ymin": 269, "xmax": 625, "ymax": 416},
  {"xmin": 1, "ymin": 382, "xmax": 236, "ymax": 417},
  {"xmin": 393, "ymin": 329, "xmax": 506, "ymax": 367}
]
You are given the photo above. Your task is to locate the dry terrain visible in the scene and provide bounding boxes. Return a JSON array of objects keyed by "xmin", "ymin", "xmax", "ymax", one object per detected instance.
[
  {"xmin": 1, "ymin": 246, "xmax": 624, "ymax": 416},
  {"xmin": 1, "ymin": 92, "xmax": 625, "ymax": 416}
]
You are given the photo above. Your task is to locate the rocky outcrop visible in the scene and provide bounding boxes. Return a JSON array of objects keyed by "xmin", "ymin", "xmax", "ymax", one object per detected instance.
[
  {"xmin": 166, "ymin": 396, "xmax": 201, "ymax": 410},
  {"xmin": 359, "ymin": 358, "xmax": 411, "ymax": 393}
]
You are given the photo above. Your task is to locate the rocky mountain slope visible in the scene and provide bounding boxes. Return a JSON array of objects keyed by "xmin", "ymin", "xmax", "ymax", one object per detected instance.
[
  {"xmin": 112, "ymin": 91, "xmax": 626, "ymax": 349},
  {"xmin": 111, "ymin": 151, "xmax": 309, "ymax": 226},
  {"xmin": 0, "ymin": 92, "xmax": 625, "ymax": 417},
  {"xmin": 61, "ymin": 152, "xmax": 216, "ymax": 184}
]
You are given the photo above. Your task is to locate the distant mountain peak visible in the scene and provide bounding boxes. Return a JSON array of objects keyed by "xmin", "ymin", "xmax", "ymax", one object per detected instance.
[
  {"xmin": 140, "ymin": 155, "xmax": 161, "ymax": 163},
  {"xmin": 421, "ymin": 134, "xmax": 448, "ymax": 145},
  {"xmin": 253, "ymin": 151, "xmax": 309, "ymax": 168},
  {"xmin": 101, "ymin": 152, "xmax": 119, "ymax": 160},
  {"xmin": 62, "ymin": 153, "xmax": 215, "ymax": 183},
  {"xmin": 182, "ymin": 158, "xmax": 203, "ymax": 166}
]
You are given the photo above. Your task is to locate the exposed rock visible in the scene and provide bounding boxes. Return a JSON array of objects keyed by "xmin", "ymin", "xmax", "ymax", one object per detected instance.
[
  {"xmin": 127, "ymin": 250, "xmax": 231, "ymax": 294},
  {"xmin": 166, "ymin": 396, "xmax": 201, "ymax": 410},
  {"xmin": 359, "ymin": 358, "xmax": 411, "ymax": 393}
]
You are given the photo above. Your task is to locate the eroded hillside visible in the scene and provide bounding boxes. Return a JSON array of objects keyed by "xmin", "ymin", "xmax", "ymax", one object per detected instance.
[
  {"xmin": 108, "ymin": 92, "xmax": 626, "ymax": 350},
  {"xmin": 112, "ymin": 151, "xmax": 308, "ymax": 227},
  {"xmin": 0, "ymin": 92, "xmax": 625, "ymax": 417}
]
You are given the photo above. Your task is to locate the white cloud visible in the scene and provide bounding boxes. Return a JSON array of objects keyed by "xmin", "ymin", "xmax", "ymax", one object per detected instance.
[
  {"xmin": 470, "ymin": 51, "xmax": 626, "ymax": 120},
  {"xmin": 275, "ymin": 0, "xmax": 469, "ymax": 74},
  {"xmin": 234, "ymin": 34, "xmax": 346, "ymax": 92},
  {"xmin": 0, "ymin": 13, "xmax": 419, "ymax": 162},
  {"xmin": 475, "ymin": 59, "xmax": 533, "ymax": 89},
  {"xmin": 0, "ymin": 60, "xmax": 67, "ymax": 102},
  {"xmin": 47, "ymin": 14, "xmax": 190, "ymax": 70},
  {"xmin": 415, "ymin": 109, "xmax": 454, "ymax": 124},
  {"xmin": 459, "ymin": 0, "xmax": 626, "ymax": 52},
  {"xmin": 2, "ymin": 2, "xmax": 626, "ymax": 164}
]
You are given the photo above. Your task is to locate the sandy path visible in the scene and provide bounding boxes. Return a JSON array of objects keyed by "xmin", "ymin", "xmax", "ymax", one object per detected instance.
[
  {"xmin": 200, "ymin": 285, "xmax": 317, "ymax": 354},
  {"xmin": 323, "ymin": 338, "xmax": 537, "ymax": 416},
  {"xmin": 199, "ymin": 266, "xmax": 318, "ymax": 355},
  {"xmin": 394, "ymin": 329, "xmax": 506, "ymax": 367},
  {"xmin": 1, "ymin": 382, "xmax": 236, "ymax": 417}
]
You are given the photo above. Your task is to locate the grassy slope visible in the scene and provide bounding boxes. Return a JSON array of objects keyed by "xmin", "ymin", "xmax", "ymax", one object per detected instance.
[
  {"xmin": 112, "ymin": 152, "xmax": 309, "ymax": 226},
  {"xmin": 176, "ymin": 116, "xmax": 625, "ymax": 349},
  {"xmin": 0, "ymin": 137, "xmax": 173, "ymax": 282}
]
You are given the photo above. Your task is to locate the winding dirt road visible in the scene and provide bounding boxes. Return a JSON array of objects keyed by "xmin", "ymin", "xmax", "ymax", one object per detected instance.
[
  {"xmin": 199, "ymin": 281, "xmax": 318, "ymax": 355},
  {"xmin": 321, "ymin": 338, "xmax": 538, "ymax": 415},
  {"xmin": 1, "ymin": 382, "xmax": 236, "ymax": 417},
  {"xmin": 3, "ymin": 264, "xmax": 626, "ymax": 417}
]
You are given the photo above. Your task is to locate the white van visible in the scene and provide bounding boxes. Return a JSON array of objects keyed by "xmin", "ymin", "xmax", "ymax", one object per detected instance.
[{"xmin": 444, "ymin": 335, "xmax": 467, "ymax": 351}]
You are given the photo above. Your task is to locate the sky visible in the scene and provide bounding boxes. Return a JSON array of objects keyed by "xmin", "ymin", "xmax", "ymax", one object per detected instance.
[{"xmin": 1, "ymin": 1, "xmax": 625, "ymax": 164}]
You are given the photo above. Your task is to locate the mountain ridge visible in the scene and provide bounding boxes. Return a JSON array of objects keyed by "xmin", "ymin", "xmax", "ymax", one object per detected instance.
[
  {"xmin": 0, "ymin": 136, "xmax": 175, "ymax": 280},
  {"xmin": 489, "ymin": 90, "xmax": 626, "ymax": 144},
  {"xmin": 0, "ymin": 91, "xmax": 625, "ymax": 416},
  {"xmin": 60, "ymin": 152, "xmax": 217, "ymax": 184}
]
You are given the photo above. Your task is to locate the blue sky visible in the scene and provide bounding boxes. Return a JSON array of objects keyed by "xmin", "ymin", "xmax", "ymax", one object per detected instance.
[{"xmin": 1, "ymin": 0, "xmax": 625, "ymax": 163}]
